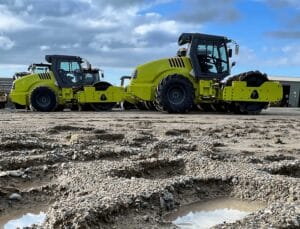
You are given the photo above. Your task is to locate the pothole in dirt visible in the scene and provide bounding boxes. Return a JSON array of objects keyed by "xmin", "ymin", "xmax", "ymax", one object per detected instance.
[
  {"xmin": 204, "ymin": 151, "xmax": 236, "ymax": 162},
  {"xmin": 0, "ymin": 205, "xmax": 48, "ymax": 229},
  {"xmin": 47, "ymin": 125, "xmax": 94, "ymax": 134},
  {"xmin": 264, "ymin": 163, "xmax": 300, "ymax": 178},
  {"xmin": 263, "ymin": 154, "xmax": 295, "ymax": 162},
  {"xmin": 0, "ymin": 166, "xmax": 56, "ymax": 191},
  {"xmin": 112, "ymin": 178, "xmax": 268, "ymax": 229},
  {"xmin": 164, "ymin": 197, "xmax": 266, "ymax": 229},
  {"xmin": 165, "ymin": 129, "xmax": 190, "ymax": 136},
  {"xmin": 0, "ymin": 141, "xmax": 52, "ymax": 151},
  {"xmin": 68, "ymin": 133, "xmax": 124, "ymax": 144},
  {"xmin": 109, "ymin": 158, "xmax": 185, "ymax": 179},
  {"xmin": 125, "ymin": 132, "xmax": 156, "ymax": 147}
]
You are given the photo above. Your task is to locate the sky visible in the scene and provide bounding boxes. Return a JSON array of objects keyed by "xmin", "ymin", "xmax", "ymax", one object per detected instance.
[{"xmin": 0, "ymin": 0, "xmax": 299, "ymax": 84}]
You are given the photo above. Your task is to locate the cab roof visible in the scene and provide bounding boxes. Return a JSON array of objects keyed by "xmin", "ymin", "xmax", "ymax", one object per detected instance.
[
  {"xmin": 45, "ymin": 55, "xmax": 82, "ymax": 63},
  {"xmin": 178, "ymin": 33, "xmax": 231, "ymax": 46}
]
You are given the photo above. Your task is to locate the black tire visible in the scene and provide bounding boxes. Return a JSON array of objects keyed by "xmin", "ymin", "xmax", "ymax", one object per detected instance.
[
  {"xmin": 198, "ymin": 103, "xmax": 215, "ymax": 112},
  {"xmin": 70, "ymin": 104, "xmax": 79, "ymax": 111},
  {"xmin": 238, "ymin": 102, "xmax": 268, "ymax": 115},
  {"xmin": 0, "ymin": 102, "xmax": 5, "ymax": 109},
  {"xmin": 93, "ymin": 81, "xmax": 112, "ymax": 91},
  {"xmin": 79, "ymin": 104, "xmax": 93, "ymax": 111},
  {"xmin": 211, "ymin": 103, "xmax": 227, "ymax": 112},
  {"xmin": 121, "ymin": 101, "xmax": 136, "ymax": 110},
  {"xmin": 91, "ymin": 81, "xmax": 116, "ymax": 111},
  {"xmin": 135, "ymin": 102, "xmax": 148, "ymax": 110},
  {"xmin": 55, "ymin": 105, "xmax": 65, "ymax": 111},
  {"xmin": 239, "ymin": 71, "xmax": 268, "ymax": 87},
  {"xmin": 153, "ymin": 100, "xmax": 163, "ymax": 112},
  {"xmin": 30, "ymin": 87, "xmax": 57, "ymax": 112},
  {"xmin": 226, "ymin": 71, "xmax": 268, "ymax": 87},
  {"xmin": 14, "ymin": 103, "xmax": 26, "ymax": 109},
  {"xmin": 156, "ymin": 74, "xmax": 194, "ymax": 113},
  {"xmin": 144, "ymin": 101, "xmax": 157, "ymax": 111},
  {"xmin": 90, "ymin": 102, "xmax": 116, "ymax": 111},
  {"xmin": 226, "ymin": 102, "xmax": 242, "ymax": 114}
]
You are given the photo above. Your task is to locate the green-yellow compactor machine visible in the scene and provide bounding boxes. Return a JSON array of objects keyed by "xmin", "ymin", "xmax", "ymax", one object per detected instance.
[{"xmin": 10, "ymin": 33, "xmax": 283, "ymax": 114}]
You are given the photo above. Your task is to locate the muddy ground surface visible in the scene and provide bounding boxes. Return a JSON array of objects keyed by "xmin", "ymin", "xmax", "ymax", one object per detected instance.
[{"xmin": 0, "ymin": 108, "xmax": 299, "ymax": 228}]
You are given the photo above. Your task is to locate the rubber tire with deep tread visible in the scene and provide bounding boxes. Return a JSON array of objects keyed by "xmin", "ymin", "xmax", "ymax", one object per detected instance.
[
  {"xmin": 197, "ymin": 103, "xmax": 215, "ymax": 112},
  {"xmin": 155, "ymin": 74, "xmax": 194, "ymax": 113},
  {"xmin": 30, "ymin": 87, "xmax": 57, "ymax": 112},
  {"xmin": 144, "ymin": 101, "xmax": 157, "ymax": 111},
  {"xmin": 121, "ymin": 101, "xmax": 136, "ymax": 110},
  {"xmin": 135, "ymin": 102, "xmax": 148, "ymax": 110}
]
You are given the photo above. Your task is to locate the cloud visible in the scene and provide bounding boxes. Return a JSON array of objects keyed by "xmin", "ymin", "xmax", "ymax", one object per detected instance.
[
  {"xmin": 0, "ymin": 0, "xmax": 240, "ymax": 77},
  {"xmin": 266, "ymin": 31, "xmax": 300, "ymax": 39},
  {"xmin": 258, "ymin": 0, "xmax": 300, "ymax": 41},
  {"xmin": 0, "ymin": 5, "xmax": 29, "ymax": 31},
  {"xmin": 0, "ymin": 36, "xmax": 15, "ymax": 50},
  {"xmin": 40, "ymin": 45, "xmax": 50, "ymax": 51},
  {"xmin": 0, "ymin": 0, "xmax": 91, "ymax": 17},
  {"xmin": 233, "ymin": 43, "xmax": 300, "ymax": 75},
  {"xmin": 258, "ymin": 0, "xmax": 300, "ymax": 8},
  {"xmin": 134, "ymin": 21, "xmax": 178, "ymax": 35},
  {"xmin": 173, "ymin": 0, "xmax": 240, "ymax": 24}
]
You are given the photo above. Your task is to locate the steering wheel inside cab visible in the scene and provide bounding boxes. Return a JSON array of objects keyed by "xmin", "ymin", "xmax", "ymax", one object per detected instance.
[{"xmin": 73, "ymin": 69, "xmax": 84, "ymax": 83}]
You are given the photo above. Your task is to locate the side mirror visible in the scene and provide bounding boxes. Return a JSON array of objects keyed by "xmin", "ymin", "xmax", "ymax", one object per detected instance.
[
  {"xmin": 235, "ymin": 45, "xmax": 239, "ymax": 55},
  {"xmin": 87, "ymin": 62, "xmax": 92, "ymax": 70},
  {"xmin": 228, "ymin": 49, "xmax": 233, "ymax": 58},
  {"xmin": 99, "ymin": 69, "xmax": 104, "ymax": 78},
  {"xmin": 231, "ymin": 61, "xmax": 236, "ymax": 68}
]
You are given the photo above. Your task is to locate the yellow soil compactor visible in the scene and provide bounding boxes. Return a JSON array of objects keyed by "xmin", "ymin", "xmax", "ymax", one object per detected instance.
[{"xmin": 10, "ymin": 33, "xmax": 282, "ymax": 114}]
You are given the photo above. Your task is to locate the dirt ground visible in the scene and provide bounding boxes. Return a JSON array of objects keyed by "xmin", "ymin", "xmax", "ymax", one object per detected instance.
[{"xmin": 0, "ymin": 107, "xmax": 299, "ymax": 228}]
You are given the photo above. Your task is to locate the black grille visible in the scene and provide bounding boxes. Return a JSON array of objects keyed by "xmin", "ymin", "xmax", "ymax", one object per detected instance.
[
  {"xmin": 168, "ymin": 58, "xmax": 185, "ymax": 68},
  {"xmin": 38, "ymin": 73, "xmax": 51, "ymax": 80}
]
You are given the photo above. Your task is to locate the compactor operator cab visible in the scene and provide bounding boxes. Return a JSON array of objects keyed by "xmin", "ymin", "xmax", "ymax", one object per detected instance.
[
  {"xmin": 45, "ymin": 55, "xmax": 101, "ymax": 88},
  {"xmin": 178, "ymin": 33, "xmax": 238, "ymax": 80},
  {"xmin": 28, "ymin": 63, "xmax": 51, "ymax": 74}
]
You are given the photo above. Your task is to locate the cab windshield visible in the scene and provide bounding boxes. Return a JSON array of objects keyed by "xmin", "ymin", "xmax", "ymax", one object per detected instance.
[{"xmin": 196, "ymin": 42, "xmax": 229, "ymax": 74}]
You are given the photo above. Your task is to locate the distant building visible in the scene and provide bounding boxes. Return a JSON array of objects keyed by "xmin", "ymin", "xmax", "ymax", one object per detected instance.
[
  {"xmin": 0, "ymin": 77, "xmax": 13, "ymax": 94},
  {"xmin": 269, "ymin": 77, "xmax": 300, "ymax": 107}
]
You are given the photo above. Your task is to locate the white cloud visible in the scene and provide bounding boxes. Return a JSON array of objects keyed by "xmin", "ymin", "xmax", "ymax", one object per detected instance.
[
  {"xmin": 83, "ymin": 18, "xmax": 119, "ymax": 29},
  {"xmin": 0, "ymin": 36, "xmax": 15, "ymax": 50},
  {"xmin": 134, "ymin": 21, "xmax": 178, "ymax": 35},
  {"xmin": 0, "ymin": 5, "xmax": 29, "ymax": 31},
  {"xmin": 234, "ymin": 44, "xmax": 300, "ymax": 72},
  {"xmin": 40, "ymin": 45, "xmax": 50, "ymax": 51},
  {"xmin": 60, "ymin": 43, "xmax": 80, "ymax": 49}
]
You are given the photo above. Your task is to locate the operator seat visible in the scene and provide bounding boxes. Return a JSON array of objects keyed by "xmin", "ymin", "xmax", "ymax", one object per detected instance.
[{"xmin": 197, "ymin": 55, "xmax": 213, "ymax": 73}]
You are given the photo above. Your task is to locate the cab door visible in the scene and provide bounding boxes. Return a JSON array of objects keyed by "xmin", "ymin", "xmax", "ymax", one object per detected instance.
[{"xmin": 190, "ymin": 38, "xmax": 230, "ymax": 80}]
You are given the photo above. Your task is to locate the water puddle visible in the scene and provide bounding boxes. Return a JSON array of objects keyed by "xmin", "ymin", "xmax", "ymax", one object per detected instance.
[
  {"xmin": 0, "ymin": 206, "xmax": 47, "ymax": 229},
  {"xmin": 165, "ymin": 197, "xmax": 266, "ymax": 229}
]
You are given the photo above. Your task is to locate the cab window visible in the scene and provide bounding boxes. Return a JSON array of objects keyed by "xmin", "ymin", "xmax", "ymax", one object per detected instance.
[
  {"xmin": 60, "ymin": 62, "xmax": 80, "ymax": 72},
  {"xmin": 196, "ymin": 42, "xmax": 229, "ymax": 74},
  {"xmin": 59, "ymin": 61, "xmax": 83, "ymax": 84}
]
